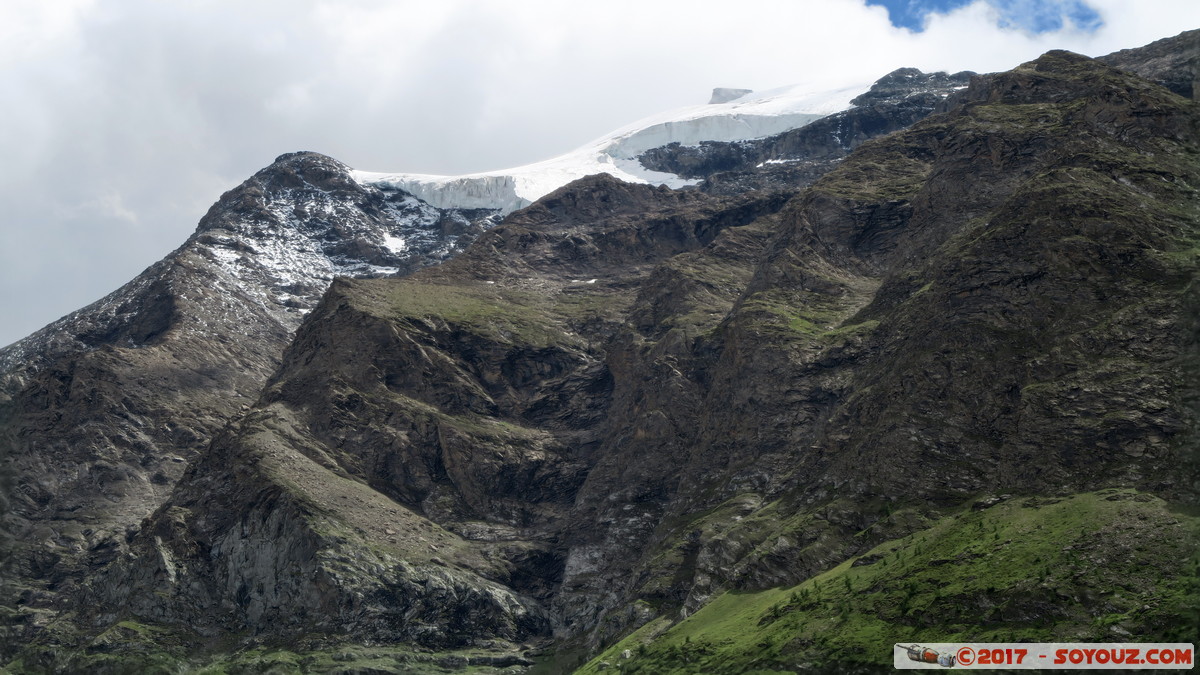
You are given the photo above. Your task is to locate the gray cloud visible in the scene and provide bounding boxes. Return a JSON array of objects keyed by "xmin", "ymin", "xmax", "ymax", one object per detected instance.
[{"xmin": 1, "ymin": 0, "xmax": 1195, "ymax": 347}]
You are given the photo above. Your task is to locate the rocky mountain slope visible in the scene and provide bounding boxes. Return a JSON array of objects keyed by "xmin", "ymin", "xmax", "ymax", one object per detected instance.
[
  {"xmin": 3, "ymin": 28, "xmax": 1198, "ymax": 675},
  {"xmin": 0, "ymin": 152, "xmax": 500, "ymax": 652},
  {"xmin": 561, "ymin": 47, "xmax": 1199, "ymax": 664},
  {"xmin": 1098, "ymin": 27, "xmax": 1200, "ymax": 99},
  {"xmin": 0, "ymin": 61, "xmax": 974, "ymax": 664}
]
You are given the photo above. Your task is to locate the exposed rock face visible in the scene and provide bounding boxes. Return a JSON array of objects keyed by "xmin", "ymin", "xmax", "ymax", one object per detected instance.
[
  {"xmin": 847, "ymin": 67, "xmax": 973, "ymax": 107},
  {"xmin": 1099, "ymin": 28, "xmax": 1199, "ymax": 99},
  {"xmin": 92, "ymin": 407, "xmax": 550, "ymax": 649},
  {"xmin": 0, "ymin": 151, "xmax": 498, "ymax": 651},
  {"xmin": 83, "ymin": 177, "xmax": 791, "ymax": 657},
  {"xmin": 4, "ymin": 33, "xmax": 1199, "ymax": 675}
]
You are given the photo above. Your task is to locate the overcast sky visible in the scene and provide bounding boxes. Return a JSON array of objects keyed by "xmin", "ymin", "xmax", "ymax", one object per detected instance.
[{"xmin": 1, "ymin": 0, "xmax": 1196, "ymax": 348}]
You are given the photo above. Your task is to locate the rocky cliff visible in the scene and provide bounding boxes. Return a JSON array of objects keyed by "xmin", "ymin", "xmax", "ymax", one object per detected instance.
[{"xmin": 1099, "ymin": 28, "xmax": 1200, "ymax": 99}]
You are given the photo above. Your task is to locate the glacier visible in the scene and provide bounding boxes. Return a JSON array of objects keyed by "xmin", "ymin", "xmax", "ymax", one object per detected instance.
[{"xmin": 352, "ymin": 81, "xmax": 870, "ymax": 214}]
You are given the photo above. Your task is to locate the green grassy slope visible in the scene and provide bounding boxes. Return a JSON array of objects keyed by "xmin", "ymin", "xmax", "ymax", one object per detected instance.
[{"xmin": 577, "ymin": 490, "xmax": 1200, "ymax": 673}]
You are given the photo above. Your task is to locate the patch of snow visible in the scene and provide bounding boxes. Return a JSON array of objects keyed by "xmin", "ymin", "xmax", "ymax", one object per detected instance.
[
  {"xmin": 197, "ymin": 183, "xmax": 466, "ymax": 324},
  {"xmin": 755, "ymin": 159, "xmax": 803, "ymax": 168},
  {"xmin": 383, "ymin": 234, "xmax": 407, "ymax": 254}
]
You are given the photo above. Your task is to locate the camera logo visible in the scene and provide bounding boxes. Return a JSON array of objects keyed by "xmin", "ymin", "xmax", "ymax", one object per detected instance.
[{"xmin": 898, "ymin": 644, "xmax": 957, "ymax": 668}]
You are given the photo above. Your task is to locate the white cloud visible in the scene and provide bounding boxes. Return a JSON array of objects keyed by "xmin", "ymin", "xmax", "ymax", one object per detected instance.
[
  {"xmin": 0, "ymin": 0, "xmax": 1196, "ymax": 347},
  {"xmin": 0, "ymin": 0, "xmax": 95, "ymax": 67}
]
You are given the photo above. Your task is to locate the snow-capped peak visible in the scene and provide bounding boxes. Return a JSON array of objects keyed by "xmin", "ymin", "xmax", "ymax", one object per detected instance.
[{"xmin": 351, "ymin": 81, "xmax": 870, "ymax": 214}]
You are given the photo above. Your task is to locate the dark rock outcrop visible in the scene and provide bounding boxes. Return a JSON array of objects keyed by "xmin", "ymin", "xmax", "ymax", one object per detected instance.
[{"xmin": 1099, "ymin": 28, "xmax": 1200, "ymax": 99}]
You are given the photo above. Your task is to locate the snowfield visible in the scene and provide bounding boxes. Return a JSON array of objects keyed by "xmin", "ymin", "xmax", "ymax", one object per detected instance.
[{"xmin": 351, "ymin": 82, "xmax": 869, "ymax": 214}]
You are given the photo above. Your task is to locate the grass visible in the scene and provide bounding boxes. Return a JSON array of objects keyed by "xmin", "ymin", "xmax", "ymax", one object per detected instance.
[
  {"xmin": 577, "ymin": 489, "xmax": 1200, "ymax": 673},
  {"xmin": 350, "ymin": 279, "xmax": 573, "ymax": 349},
  {"xmin": 815, "ymin": 150, "xmax": 930, "ymax": 203},
  {"xmin": 552, "ymin": 287, "xmax": 633, "ymax": 328},
  {"xmin": 738, "ymin": 287, "xmax": 879, "ymax": 347}
]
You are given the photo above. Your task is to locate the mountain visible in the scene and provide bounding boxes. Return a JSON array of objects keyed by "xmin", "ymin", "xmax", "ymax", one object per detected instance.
[
  {"xmin": 0, "ymin": 66, "xmax": 963, "ymax": 657},
  {"xmin": 0, "ymin": 151, "xmax": 500, "ymax": 653},
  {"xmin": 2, "ymin": 28, "xmax": 1198, "ymax": 675}
]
